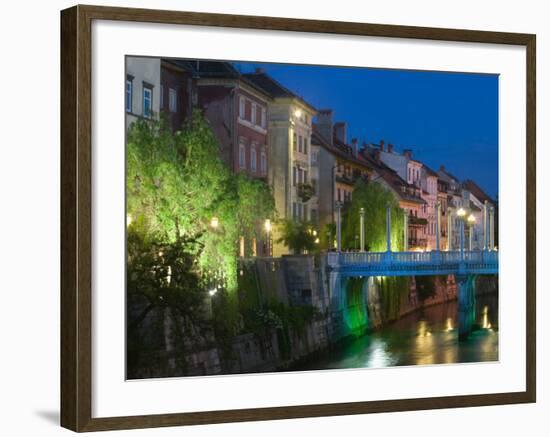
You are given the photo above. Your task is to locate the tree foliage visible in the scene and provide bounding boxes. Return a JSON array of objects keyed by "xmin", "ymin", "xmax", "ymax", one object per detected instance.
[
  {"xmin": 341, "ymin": 179, "xmax": 404, "ymax": 252},
  {"xmin": 126, "ymin": 111, "xmax": 276, "ymax": 373},
  {"xmin": 126, "ymin": 111, "xmax": 275, "ymax": 292},
  {"xmin": 276, "ymin": 219, "xmax": 317, "ymax": 254}
]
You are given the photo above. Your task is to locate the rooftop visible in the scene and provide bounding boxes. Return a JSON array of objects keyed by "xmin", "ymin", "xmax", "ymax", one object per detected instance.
[{"xmin": 243, "ymin": 71, "xmax": 317, "ymax": 113}]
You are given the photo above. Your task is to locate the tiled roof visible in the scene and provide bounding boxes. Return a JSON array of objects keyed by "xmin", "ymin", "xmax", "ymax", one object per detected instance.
[
  {"xmin": 422, "ymin": 163, "xmax": 439, "ymax": 178},
  {"xmin": 243, "ymin": 72, "xmax": 316, "ymax": 112},
  {"xmin": 311, "ymin": 126, "xmax": 375, "ymax": 171},
  {"xmin": 438, "ymin": 167, "xmax": 461, "ymax": 183},
  {"xmin": 361, "ymin": 149, "xmax": 425, "ymax": 205},
  {"xmin": 463, "ymin": 179, "xmax": 495, "ymax": 204}
]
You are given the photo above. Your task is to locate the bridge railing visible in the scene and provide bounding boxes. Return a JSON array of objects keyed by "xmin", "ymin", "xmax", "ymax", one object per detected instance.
[{"xmin": 327, "ymin": 250, "xmax": 498, "ymax": 268}]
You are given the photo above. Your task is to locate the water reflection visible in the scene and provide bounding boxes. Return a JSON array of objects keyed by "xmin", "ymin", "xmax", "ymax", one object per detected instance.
[{"xmin": 291, "ymin": 294, "xmax": 498, "ymax": 372}]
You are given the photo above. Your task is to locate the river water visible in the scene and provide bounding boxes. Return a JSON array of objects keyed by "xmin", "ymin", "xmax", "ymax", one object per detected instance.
[{"xmin": 292, "ymin": 293, "xmax": 498, "ymax": 371}]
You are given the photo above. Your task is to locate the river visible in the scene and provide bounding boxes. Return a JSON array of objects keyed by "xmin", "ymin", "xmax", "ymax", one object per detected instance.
[{"xmin": 291, "ymin": 293, "xmax": 498, "ymax": 371}]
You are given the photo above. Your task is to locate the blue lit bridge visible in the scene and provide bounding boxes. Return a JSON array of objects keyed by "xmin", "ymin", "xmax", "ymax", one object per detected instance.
[{"xmin": 326, "ymin": 250, "xmax": 498, "ymax": 340}]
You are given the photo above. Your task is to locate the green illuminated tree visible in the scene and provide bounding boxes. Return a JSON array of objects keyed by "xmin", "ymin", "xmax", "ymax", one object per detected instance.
[
  {"xmin": 341, "ymin": 179, "xmax": 404, "ymax": 252},
  {"xmin": 276, "ymin": 219, "xmax": 317, "ymax": 254}
]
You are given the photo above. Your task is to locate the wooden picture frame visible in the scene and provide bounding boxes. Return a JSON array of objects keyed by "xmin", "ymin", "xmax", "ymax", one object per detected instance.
[{"xmin": 60, "ymin": 4, "xmax": 536, "ymax": 432}]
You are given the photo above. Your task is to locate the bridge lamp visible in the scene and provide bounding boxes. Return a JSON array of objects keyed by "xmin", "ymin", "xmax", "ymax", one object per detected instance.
[{"xmin": 264, "ymin": 219, "xmax": 272, "ymax": 257}]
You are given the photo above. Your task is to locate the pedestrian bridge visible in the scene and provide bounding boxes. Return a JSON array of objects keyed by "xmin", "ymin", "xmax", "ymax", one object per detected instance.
[
  {"xmin": 327, "ymin": 250, "xmax": 498, "ymax": 277},
  {"xmin": 326, "ymin": 249, "xmax": 498, "ymax": 340}
]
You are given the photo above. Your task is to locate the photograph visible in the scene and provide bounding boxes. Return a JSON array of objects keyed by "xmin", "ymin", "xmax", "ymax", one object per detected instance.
[{"xmin": 125, "ymin": 57, "xmax": 499, "ymax": 379}]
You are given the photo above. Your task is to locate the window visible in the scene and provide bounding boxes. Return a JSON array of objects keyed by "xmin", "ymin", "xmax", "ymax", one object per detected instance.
[
  {"xmin": 261, "ymin": 108, "xmax": 267, "ymax": 128},
  {"xmin": 142, "ymin": 85, "xmax": 152, "ymax": 118},
  {"xmin": 260, "ymin": 149, "xmax": 267, "ymax": 174},
  {"xmin": 239, "ymin": 97, "xmax": 245, "ymax": 119},
  {"xmin": 298, "ymin": 136, "xmax": 303, "ymax": 153},
  {"xmin": 169, "ymin": 88, "xmax": 177, "ymax": 112},
  {"xmin": 293, "ymin": 166, "xmax": 297, "ymax": 186},
  {"xmin": 303, "ymin": 138, "xmax": 308, "ymax": 154},
  {"xmin": 311, "ymin": 209, "xmax": 317, "ymax": 223},
  {"xmin": 160, "ymin": 84, "xmax": 164, "ymax": 109},
  {"xmin": 251, "ymin": 103, "xmax": 257, "ymax": 124},
  {"xmin": 250, "ymin": 147, "xmax": 257, "ymax": 173},
  {"xmin": 292, "ymin": 202, "xmax": 297, "ymax": 219},
  {"xmin": 239, "ymin": 143, "xmax": 246, "ymax": 169},
  {"xmin": 303, "ymin": 204, "xmax": 308, "ymax": 221},
  {"xmin": 125, "ymin": 78, "xmax": 133, "ymax": 113},
  {"xmin": 311, "ymin": 151, "xmax": 318, "ymax": 164},
  {"xmin": 337, "ymin": 188, "xmax": 341, "ymax": 202}
]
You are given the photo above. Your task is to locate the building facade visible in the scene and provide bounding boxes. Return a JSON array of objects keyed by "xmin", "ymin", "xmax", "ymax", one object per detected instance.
[
  {"xmin": 245, "ymin": 71, "xmax": 317, "ymax": 256},
  {"xmin": 125, "ymin": 57, "xmax": 161, "ymax": 130}
]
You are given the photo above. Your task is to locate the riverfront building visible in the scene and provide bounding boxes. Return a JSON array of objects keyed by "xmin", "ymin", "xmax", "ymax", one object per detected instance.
[{"xmin": 244, "ymin": 70, "xmax": 317, "ymax": 256}]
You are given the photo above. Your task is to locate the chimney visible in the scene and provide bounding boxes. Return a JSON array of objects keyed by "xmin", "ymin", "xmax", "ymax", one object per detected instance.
[
  {"xmin": 439, "ymin": 165, "xmax": 445, "ymax": 172},
  {"xmin": 403, "ymin": 149, "xmax": 412, "ymax": 159},
  {"xmin": 351, "ymin": 138, "xmax": 358, "ymax": 157},
  {"xmin": 375, "ymin": 150, "xmax": 381, "ymax": 164},
  {"xmin": 316, "ymin": 109, "xmax": 333, "ymax": 146},
  {"xmin": 380, "ymin": 140, "xmax": 385, "ymax": 152},
  {"xmin": 388, "ymin": 143, "xmax": 394, "ymax": 153},
  {"xmin": 334, "ymin": 122, "xmax": 347, "ymax": 144}
]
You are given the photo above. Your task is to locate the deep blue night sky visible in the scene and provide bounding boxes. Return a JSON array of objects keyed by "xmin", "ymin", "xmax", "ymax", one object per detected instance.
[{"xmin": 234, "ymin": 62, "xmax": 499, "ymax": 198}]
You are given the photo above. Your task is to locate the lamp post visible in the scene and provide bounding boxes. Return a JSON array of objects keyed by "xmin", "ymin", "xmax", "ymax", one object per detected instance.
[
  {"xmin": 447, "ymin": 207, "xmax": 453, "ymax": 250},
  {"xmin": 483, "ymin": 200, "xmax": 488, "ymax": 250},
  {"xmin": 359, "ymin": 207, "xmax": 365, "ymax": 252},
  {"xmin": 403, "ymin": 211, "xmax": 409, "ymax": 252},
  {"xmin": 435, "ymin": 201, "xmax": 441, "ymax": 252},
  {"xmin": 335, "ymin": 201, "xmax": 343, "ymax": 252},
  {"xmin": 210, "ymin": 217, "xmax": 219, "ymax": 229},
  {"xmin": 264, "ymin": 219, "xmax": 272, "ymax": 257},
  {"xmin": 467, "ymin": 213, "xmax": 476, "ymax": 251},
  {"xmin": 457, "ymin": 207, "xmax": 466, "ymax": 260},
  {"xmin": 386, "ymin": 203, "xmax": 392, "ymax": 252},
  {"xmin": 489, "ymin": 206, "xmax": 495, "ymax": 250}
]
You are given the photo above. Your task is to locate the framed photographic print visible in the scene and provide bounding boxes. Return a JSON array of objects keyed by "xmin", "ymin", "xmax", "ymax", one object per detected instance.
[{"xmin": 60, "ymin": 4, "xmax": 536, "ymax": 432}]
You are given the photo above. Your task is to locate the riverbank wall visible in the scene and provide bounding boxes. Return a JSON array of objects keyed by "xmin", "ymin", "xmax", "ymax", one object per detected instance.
[{"xmin": 128, "ymin": 255, "xmax": 498, "ymax": 378}]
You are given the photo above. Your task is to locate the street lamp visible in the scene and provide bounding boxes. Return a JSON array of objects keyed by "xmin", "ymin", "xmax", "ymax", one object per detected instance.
[
  {"xmin": 264, "ymin": 219, "xmax": 272, "ymax": 256},
  {"xmin": 294, "ymin": 108, "xmax": 302, "ymax": 118},
  {"xmin": 467, "ymin": 214, "xmax": 476, "ymax": 250},
  {"xmin": 210, "ymin": 217, "xmax": 219, "ymax": 229},
  {"xmin": 457, "ymin": 207, "xmax": 466, "ymax": 218},
  {"xmin": 126, "ymin": 214, "xmax": 132, "ymax": 227},
  {"xmin": 359, "ymin": 207, "xmax": 365, "ymax": 252}
]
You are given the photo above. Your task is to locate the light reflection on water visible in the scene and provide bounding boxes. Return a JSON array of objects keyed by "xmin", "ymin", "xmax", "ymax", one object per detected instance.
[{"xmin": 293, "ymin": 294, "xmax": 498, "ymax": 372}]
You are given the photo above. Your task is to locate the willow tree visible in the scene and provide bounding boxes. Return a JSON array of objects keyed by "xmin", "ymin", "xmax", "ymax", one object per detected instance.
[
  {"xmin": 126, "ymin": 111, "xmax": 275, "ymax": 371},
  {"xmin": 341, "ymin": 179, "xmax": 404, "ymax": 252},
  {"xmin": 127, "ymin": 110, "xmax": 275, "ymax": 292}
]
